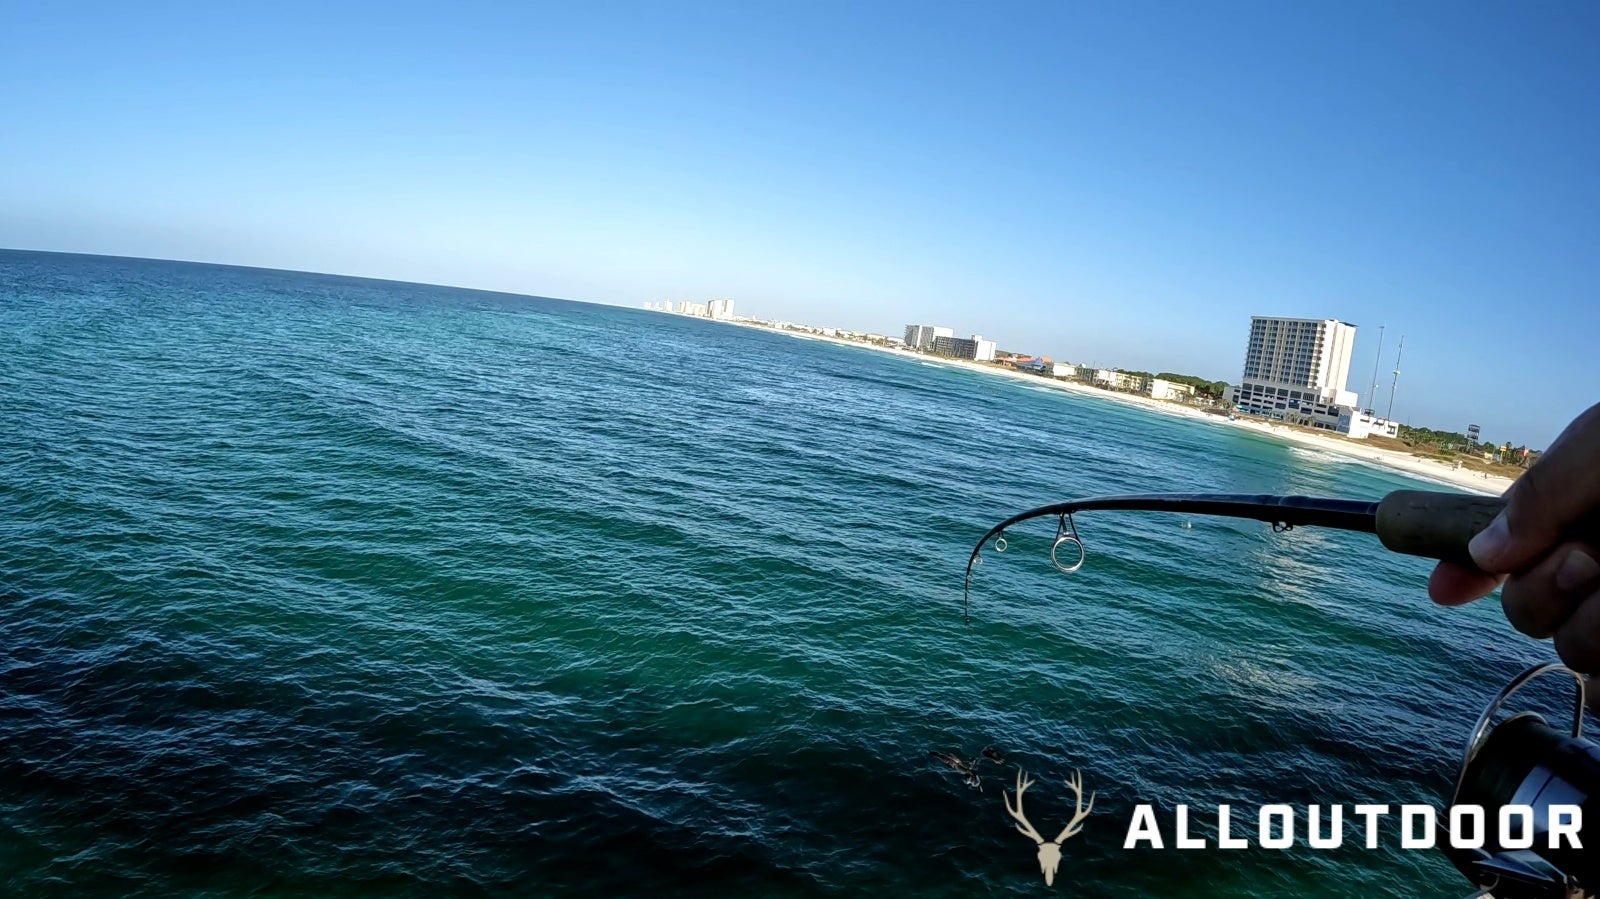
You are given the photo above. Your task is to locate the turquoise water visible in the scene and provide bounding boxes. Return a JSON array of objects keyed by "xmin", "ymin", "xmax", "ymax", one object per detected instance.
[{"xmin": 0, "ymin": 250, "xmax": 1547, "ymax": 897}]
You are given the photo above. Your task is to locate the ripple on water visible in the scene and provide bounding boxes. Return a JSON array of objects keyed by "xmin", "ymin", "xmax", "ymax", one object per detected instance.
[{"xmin": 0, "ymin": 251, "xmax": 1534, "ymax": 897}]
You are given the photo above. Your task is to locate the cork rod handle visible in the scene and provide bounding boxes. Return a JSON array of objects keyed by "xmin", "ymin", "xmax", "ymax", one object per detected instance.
[{"xmin": 1375, "ymin": 490, "xmax": 1506, "ymax": 569}]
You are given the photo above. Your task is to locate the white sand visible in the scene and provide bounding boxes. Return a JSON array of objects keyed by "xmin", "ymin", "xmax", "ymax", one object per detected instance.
[{"xmin": 733, "ymin": 320, "xmax": 1513, "ymax": 497}]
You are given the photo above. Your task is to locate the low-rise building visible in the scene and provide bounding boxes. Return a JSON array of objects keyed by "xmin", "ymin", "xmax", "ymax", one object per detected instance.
[
  {"xmin": 1243, "ymin": 397, "xmax": 1400, "ymax": 439},
  {"xmin": 1051, "ymin": 362, "xmax": 1078, "ymax": 379},
  {"xmin": 1335, "ymin": 409, "xmax": 1401, "ymax": 440},
  {"xmin": 1094, "ymin": 369, "xmax": 1148, "ymax": 392},
  {"xmin": 1147, "ymin": 378, "xmax": 1196, "ymax": 402}
]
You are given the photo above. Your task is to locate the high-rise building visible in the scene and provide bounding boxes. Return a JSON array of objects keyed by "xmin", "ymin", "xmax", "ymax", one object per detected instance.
[
  {"xmin": 903, "ymin": 324, "xmax": 954, "ymax": 350},
  {"xmin": 1241, "ymin": 317, "xmax": 1357, "ymax": 398},
  {"xmin": 929, "ymin": 334, "xmax": 997, "ymax": 362},
  {"xmin": 1231, "ymin": 316, "xmax": 1364, "ymax": 429},
  {"xmin": 707, "ymin": 298, "xmax": 736, "ymax": 320},
  {"xmin": 930, "ymin": 335, "xmax": 975, "ymax": 359}
]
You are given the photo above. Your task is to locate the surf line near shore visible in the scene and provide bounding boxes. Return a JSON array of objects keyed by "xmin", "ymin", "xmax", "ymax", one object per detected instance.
[{"xmin": 727, "ymin": 319, "xmax": 1513, "ymax": 498}]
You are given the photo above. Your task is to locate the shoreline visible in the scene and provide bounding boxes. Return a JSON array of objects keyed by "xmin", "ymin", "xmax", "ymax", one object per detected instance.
[{"xmin": 728, "ymin": 319, "xmax": 1513, "ymax": 497}]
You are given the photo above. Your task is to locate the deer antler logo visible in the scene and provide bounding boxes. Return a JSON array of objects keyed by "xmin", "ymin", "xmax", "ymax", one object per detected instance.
[{"xmin": 1003, "ymin": 769, "xmax": 1094, "ymax": 886}]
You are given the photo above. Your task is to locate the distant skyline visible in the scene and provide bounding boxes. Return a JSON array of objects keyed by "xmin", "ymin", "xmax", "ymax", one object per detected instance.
[{"xmin": 3, "ymin": 2, "xmax": 1595, "ymax": 446}]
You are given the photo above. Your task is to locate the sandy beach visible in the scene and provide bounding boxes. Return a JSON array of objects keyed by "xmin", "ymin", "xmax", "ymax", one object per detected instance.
[{"xmin": 733, "ymin": 320, "xmax": 1514, "ymax": 497}]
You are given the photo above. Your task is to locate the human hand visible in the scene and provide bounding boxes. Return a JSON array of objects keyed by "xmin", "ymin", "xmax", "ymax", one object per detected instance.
[{"xmin": 1429, "ymin": 403, "xmax": 1600, "ymax": 671}]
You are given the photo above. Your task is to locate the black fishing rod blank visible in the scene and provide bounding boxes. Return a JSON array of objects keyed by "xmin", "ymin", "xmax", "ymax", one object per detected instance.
[{"xmin": 961, "ymin": 488, "xmax": 1507, "ymax": 624}]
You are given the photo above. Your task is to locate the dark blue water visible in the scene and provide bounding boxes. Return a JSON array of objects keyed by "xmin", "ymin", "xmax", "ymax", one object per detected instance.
[{"xmin": 0, "ymin": 250, "xmax": 1548, "ymax": 897}]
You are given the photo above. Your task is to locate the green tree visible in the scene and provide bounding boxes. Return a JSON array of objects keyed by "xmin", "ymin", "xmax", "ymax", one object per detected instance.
[{"xmin": 1151, "ymin": 372, "xmax": 1230, "ymax": 399}]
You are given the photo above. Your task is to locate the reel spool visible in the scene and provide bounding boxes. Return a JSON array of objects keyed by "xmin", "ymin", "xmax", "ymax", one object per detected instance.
[{"xmin": 1446, "ymin": 664, "xmax": 1599, "ymax": 898}]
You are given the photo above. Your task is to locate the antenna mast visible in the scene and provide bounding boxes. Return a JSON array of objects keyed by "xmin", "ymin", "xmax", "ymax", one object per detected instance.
[
  {"xmin": 1368, "ymin": 325, "xmax": 1385, "ymax": 414},
  {"xmin": 1386, "ymin": 335, "xmax": 1404, "ymax": 422}
]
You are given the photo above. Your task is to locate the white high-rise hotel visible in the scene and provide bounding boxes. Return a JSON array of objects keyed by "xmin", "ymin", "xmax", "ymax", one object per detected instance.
[
  {"xmin": 1230, "ymin": 317, "xmax": 1399, "ymax": 437},
  {"xmin": 903, "ymin": 324, "xmax": 953, "ymax": 349},
  {"xmin": 903, "ymin": 324, "xmax": 996, "ymax": 362}
]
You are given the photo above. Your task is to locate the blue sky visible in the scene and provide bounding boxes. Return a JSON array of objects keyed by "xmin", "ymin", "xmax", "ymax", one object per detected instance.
[{"xmin": 2, "ymin": 1, "xmax": 1595, "ymax": 446}]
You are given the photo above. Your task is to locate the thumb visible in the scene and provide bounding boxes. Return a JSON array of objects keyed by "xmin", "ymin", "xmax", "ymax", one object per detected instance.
[{"xmin": 1470, "ymin": 402, "xmax": 1600, "ymax": 573}]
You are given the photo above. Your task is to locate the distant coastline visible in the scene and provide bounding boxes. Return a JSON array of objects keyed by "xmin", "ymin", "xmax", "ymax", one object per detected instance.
[{"xmin": 718, "ymin": 317, "xmax": 1513, "ymax": 497}]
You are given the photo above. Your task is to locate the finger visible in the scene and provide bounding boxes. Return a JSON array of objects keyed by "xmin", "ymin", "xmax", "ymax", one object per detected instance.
[
  {"xmin": 1469, "ymin": 402, "xmax": 1600, "ymax": 573},
  {"xmin": 1501, "ymin": 542, "xmax": 1600, "ymax": 637},
  {"xmin": 1554, "ymin": 588, "xmax": 1600, "ymax": 674},
  {"xmin": 1428, "ymin": 561, "xmax": 1505, "ymax": 606}
]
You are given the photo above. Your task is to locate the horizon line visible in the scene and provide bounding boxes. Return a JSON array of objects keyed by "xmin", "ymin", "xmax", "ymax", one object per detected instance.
[{"xmin": 0, "ymin": 245, "xmax": 605, "ymax": 310}]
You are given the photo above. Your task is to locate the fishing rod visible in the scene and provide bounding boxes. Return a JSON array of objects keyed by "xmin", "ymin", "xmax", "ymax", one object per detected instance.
[
  {"xmin": 962, "ymin": 488, "xmax": 1503, "ymax": 625},
  {"xmin": 964, "ymin": 488, "xmax": 1600, "ymax": 899}
]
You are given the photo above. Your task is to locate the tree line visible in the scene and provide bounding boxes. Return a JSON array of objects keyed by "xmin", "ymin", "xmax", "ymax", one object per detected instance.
[
  {"xmin": 1152, "ymin": 372, "xmax": 1231, "ymax": 399},
  {"xmin": 1396, "ymin": 424, "xmax": 1534, "ymax": 461}
]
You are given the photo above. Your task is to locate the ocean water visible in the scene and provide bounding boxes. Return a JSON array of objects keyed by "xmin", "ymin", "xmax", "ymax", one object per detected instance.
[{"xmin": 0, "ymin": 250, "xmax": 1549, "ymax": 897}]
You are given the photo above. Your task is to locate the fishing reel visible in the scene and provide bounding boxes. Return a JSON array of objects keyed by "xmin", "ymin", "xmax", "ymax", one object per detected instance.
[{"xmin": 1445, "ymin": 664, "xmax": 1599, "ymax": 899}]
